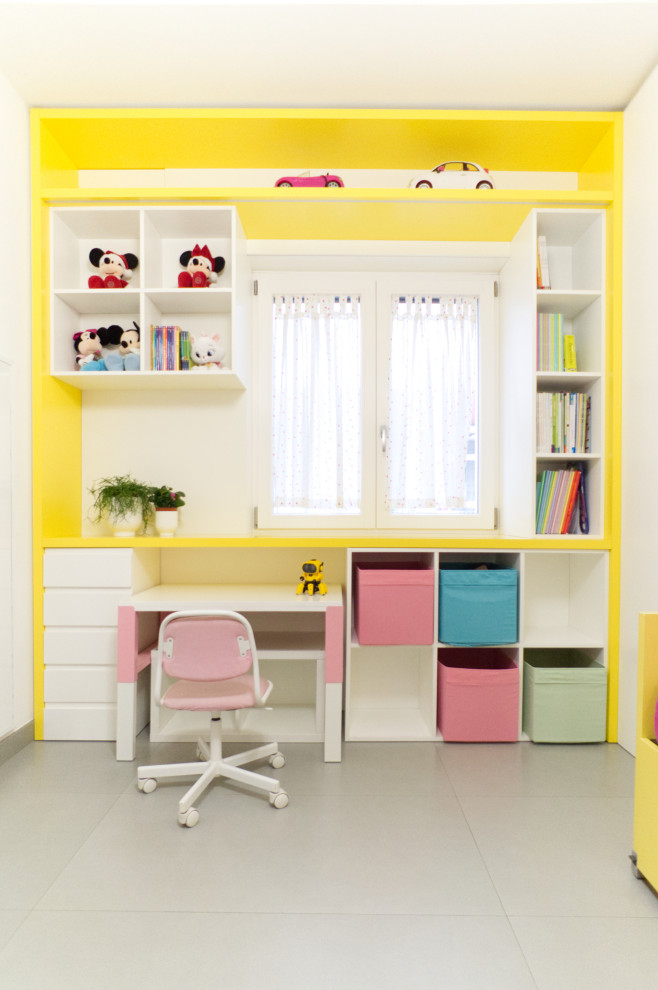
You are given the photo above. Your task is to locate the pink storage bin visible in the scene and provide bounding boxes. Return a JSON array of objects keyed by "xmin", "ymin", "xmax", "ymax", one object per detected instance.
[
  {"xmin": 437, "ymin": 649, "xmax": 519, "ymax": 742},
  {"xmin": 354, "ymin": 565, "xmax": 434, "ymax": 646}
]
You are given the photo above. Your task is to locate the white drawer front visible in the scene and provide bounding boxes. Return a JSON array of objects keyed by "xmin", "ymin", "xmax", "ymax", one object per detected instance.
[
  {"xmin": 43, "ymin": 548, "xmax": 135, "ymax": 589},
  {"xmin": 43, "ymin": 588, "xmax": 127, "ymax": 627},
  {"xmin": 43, "ymin": 704, "xmax": 116, "ymax": 741},
  {"xmin": 44, "ymin": 627, "xmax": 117, "ymax": 665},
  {"xmin": 44, "ymin": 666, "xmax": 116, "ymax": 704}
]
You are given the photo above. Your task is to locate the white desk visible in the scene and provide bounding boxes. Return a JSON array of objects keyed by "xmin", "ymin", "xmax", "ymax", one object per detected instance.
[{"xmin": 117, "ymin": 583, "xmax": 344, "ymax": 762}]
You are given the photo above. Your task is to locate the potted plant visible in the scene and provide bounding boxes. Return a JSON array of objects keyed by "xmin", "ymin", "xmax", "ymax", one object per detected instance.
[
  {"xmin": 149, "ymin": 485, "xmax": 186, "ymax": 538},
  {"xmin": 89, "ymin": 474, "xmax": 153, "ymax": 537}
]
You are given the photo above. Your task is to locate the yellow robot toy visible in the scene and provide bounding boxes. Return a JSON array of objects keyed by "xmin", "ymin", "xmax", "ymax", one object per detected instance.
[{"xmin": 297, "ymin": 559, "xmax": 328, "ymax": 596}]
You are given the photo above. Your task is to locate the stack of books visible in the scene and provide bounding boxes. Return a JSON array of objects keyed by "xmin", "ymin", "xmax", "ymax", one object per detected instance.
[
  {"xmin": 537, "ymin": 313, "xmax": 577, "ymax": 373},
  {"xmin": 535, "ymin": 468, "xmax": 582, "ymax": 534},
  {"xmin": 537, "ymin": 313, "xmax": 563, "ymax": 371},
  {"xmin": 536, "ymin": 392, "xmax": 591, "ymax": 454},
  {"xmin": 150, "ymin": 325, "xmax": 191, "ymax": 371}
]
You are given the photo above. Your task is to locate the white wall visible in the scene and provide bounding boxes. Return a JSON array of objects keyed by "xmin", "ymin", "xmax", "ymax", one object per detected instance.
[
  {"xmin": 619, "ymin": 61, "xmax": 658, "ymax": 754},
  {"xmin": 0, "ymin": 70, "xmax": 32, "ymax": 739}
]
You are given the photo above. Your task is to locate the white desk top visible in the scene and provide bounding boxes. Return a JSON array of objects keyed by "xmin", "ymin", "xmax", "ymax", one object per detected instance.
[{"xmin": 125, "ymin": 583, "xmax": 343, "ymax": 612}]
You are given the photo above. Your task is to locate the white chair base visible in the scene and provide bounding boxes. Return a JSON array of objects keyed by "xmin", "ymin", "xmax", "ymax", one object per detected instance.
[{"xmin": 137, "ymin": 714, "xmax": 289, "ymax": 827}]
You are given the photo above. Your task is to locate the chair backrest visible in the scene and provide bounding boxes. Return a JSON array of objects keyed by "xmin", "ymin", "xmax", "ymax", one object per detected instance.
[{"xmin": 155, "ymin": 611, "xmax": 261, "ymax": 696}]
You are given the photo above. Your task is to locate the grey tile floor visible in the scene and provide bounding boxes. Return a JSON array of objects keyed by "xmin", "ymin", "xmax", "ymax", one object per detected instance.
[{"xmin": 1, "ymin": 735, "xmax": 657, "ymax": 989}]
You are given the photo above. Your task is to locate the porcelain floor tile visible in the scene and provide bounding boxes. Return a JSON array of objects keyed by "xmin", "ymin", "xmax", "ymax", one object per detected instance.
[
  {"xmin": 0, "ymin": 912, "xmax": 28, "ymax": 952},
  {"xmin": 0, "ymin": 791, "xmax": 121, "ymax": 910},
  {"xmin": 0, "ymin": 911, "xmax": 538, "ymax": 990},
  {"xmin": 510, "ymin": 916, "xmax": 658, "ymax": 990},
  {"xmin": 438, "ymin": 742, "xmax": 635, "ymax": 799},
  {"xmin": 457, "ymin": 792, "xmax": 658, "ymax": 917},
  {"xmin": 0, "ymin": 740, "xmax": 144, "ymax": 796},
  {"xmin": 37, "ymin": 787, "xmax": 504, "ymax": 916}
]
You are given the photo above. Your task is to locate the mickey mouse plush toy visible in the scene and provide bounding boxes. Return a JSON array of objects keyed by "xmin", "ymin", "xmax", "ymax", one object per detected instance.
[
  {"xmin": 88, "ymin": 248, "xmax": 139, "ymax": 289},
  {"xmin": 178, "ymin": 244, "xmax": 225, "ymax": 287},
  {"xmin": 119, "ymin": 322, "xmax": 141, "ymax": 370}
]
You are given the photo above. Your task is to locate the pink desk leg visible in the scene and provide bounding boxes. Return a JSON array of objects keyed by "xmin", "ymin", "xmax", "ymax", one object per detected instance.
[
  {"xmin": 324, "ymin": 604, "xmax": 344, "ymax": 762},
  {"xmin": 116, "ymin": 605, "xmax": 138, "ymax": 761}
]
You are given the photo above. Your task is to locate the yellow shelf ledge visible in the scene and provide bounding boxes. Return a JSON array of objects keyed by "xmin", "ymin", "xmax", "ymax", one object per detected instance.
[
  {"xmin": 39, "ymin": 187, "xmax": 614, "ymax": 243},
  {"xmin": 41, "ymin": 535, "xmax": 613, "ymax": 551}
]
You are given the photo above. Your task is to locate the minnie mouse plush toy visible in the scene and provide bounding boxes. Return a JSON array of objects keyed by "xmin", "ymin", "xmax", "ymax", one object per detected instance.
[
  {"xmin": 178, "ymin": 244, "xmax": 225, "ymax": 287},
  {"xmin": 73, "ymin": 329, "xmax": 104, "ymax": 370},
  {"xmin": 88, "ymin": 248, "xmax": 139, "ymax": 289}
]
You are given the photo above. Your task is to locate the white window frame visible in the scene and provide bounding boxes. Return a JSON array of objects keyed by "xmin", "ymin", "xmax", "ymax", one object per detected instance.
[{"xmin": 254, "ymin": 270, "xmax": 498, "ymax": 533}]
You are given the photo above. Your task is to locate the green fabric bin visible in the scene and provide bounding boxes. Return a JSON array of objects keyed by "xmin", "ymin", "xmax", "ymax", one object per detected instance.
[{"xmin": 523, "ymin": 651, "xmax": 607, "ymax": 743}]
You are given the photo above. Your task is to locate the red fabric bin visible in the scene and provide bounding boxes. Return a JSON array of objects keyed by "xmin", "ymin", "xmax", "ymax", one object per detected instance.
[
  {"xmin": 354, "ymin": 566, "xmax": 434, "ymax": 645},
  {"xmin": 437, "ymin": 649, "xmax": 519, "ymax": 742}
]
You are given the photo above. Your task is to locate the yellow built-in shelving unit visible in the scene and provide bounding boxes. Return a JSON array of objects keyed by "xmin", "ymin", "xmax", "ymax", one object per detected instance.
[{"xmin": 31, "ymin": 108, "xmax": 623, "ymax": 740}]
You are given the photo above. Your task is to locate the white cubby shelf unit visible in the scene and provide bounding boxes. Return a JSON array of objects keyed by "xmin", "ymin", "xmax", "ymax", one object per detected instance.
[
  {"xmin": 344, "ymin": 548, "xmax": 608, "ymax": 743},
  {"xmin": 500, "ymin": 208, "xmax": 605, "ymax": 539},
  {"xmin": 49, "ymin": 206, "xmax": 249, "ymax": 390}
]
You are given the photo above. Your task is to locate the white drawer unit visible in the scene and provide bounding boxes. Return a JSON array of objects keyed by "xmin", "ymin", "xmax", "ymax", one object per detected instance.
[{"xmin": 42, "ymin": 548, "xmax": 159, "ymax": 740}]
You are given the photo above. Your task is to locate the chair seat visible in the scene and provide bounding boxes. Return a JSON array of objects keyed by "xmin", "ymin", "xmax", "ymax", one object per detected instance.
[{"xmin": 163, "ymin": 674, "xmax": 272, "ymax": 711}]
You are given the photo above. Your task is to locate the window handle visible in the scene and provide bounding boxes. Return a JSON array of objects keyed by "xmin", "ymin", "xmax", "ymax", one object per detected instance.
[{"xmin": 380, "ymin": 425, "xmax": 388, "ymax": 453}]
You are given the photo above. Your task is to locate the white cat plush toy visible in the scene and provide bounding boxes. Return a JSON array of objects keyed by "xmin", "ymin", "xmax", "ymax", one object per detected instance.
[{"xmin": 190, "ymin": 333, "xmax": 226, "ymax": 371}]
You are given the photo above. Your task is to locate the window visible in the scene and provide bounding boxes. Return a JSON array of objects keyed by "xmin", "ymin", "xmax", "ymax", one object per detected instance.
[{"xmin": 255, "ymin": 272, "xmax": 497, "ymax": 531}]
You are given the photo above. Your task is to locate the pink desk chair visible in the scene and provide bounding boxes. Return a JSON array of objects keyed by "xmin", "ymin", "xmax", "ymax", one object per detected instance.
[{"xmin": 137, "ymin": 610, "xmax": 289, "ymax": 827}]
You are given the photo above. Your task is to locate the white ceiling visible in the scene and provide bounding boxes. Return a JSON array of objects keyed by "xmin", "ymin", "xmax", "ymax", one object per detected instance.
[{"xmin": 0, "ymin": 1, "xmax": 657, "ymax": 111}]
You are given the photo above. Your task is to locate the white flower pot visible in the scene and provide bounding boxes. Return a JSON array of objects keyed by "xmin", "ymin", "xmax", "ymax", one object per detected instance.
[
  {"xmin": 110, "ymin": 509, "xmax": 143, "ymax": 538},
  {"xmin": 155, "ymin": 508, "xmax": 179, "ymax": 537}
]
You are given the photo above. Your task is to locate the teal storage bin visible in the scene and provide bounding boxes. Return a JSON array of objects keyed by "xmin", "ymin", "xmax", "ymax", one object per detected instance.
[
  {"xmin": 438, "ymin": 566, "xmax": 518, "ymax": 645},
  {"xmin": 523, "ymin": 651, "xmax": 607, "ymax": 743}
]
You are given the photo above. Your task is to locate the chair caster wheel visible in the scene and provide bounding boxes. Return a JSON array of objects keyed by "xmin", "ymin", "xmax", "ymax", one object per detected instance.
[
  {"xmin": 269, "ymin": 753, "xmax": 285, "ymax": 769},
  {"xmin": 178, "ymin": 807, "xmax": 200, "ymax": 828},
  {"xmin": 270, "ymin": 790, "xmax": 289, "ymax": 809},
  {"xmin": 138, "ymin": 777, "xmax": 157, "ymax": 793}
]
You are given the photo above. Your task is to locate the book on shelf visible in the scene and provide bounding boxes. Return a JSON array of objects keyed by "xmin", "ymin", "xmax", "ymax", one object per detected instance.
[
  {"xmin": 535, "ymin": 467, "xmax": 582, "ymax": 534},
  {"xmin": 536, "ymin": 391, "xmax": 591, "ymax": 454},
  {"xmin": 150, "ymin": 325, "xmax": 191, "ymax": 371},
  {"xmin": 563, "ymin": 333, "xmax": 577, "ymax": 372},
  {"xmin": 537, "ymin": 235, "xmax": 551, "ymax": 290}
]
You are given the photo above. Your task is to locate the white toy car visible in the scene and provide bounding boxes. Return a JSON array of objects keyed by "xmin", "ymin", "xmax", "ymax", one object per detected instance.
[{"xmin": 409, "ymin": 161, "xmax": 495, "ymax": 190}]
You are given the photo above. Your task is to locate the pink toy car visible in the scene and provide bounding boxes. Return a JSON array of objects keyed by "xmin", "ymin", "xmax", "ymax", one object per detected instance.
[{"xmin": 275, "ymin": 172, "xmax": 344, "ymax": 188}]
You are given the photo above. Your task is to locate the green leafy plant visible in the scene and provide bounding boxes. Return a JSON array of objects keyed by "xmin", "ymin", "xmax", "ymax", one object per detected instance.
[
  {"xmin": 89, "ymin": 474, "xmax": 153, "ymax": 530},
  {"xmin": 149, "ymin": 485, "xmax": 186, "ymax": 509}
]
